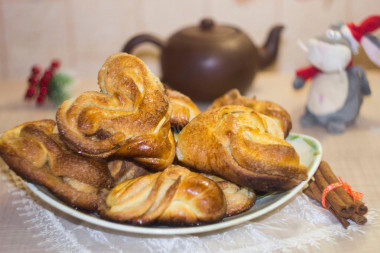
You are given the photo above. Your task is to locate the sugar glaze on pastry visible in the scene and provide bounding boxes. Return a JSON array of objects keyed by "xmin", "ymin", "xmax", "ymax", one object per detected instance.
[
  {"xmin": 176, "ymin": 105, "xmax": 308, "ymax": 192},
  {"xmin": 56, "ymin": 53, "xmax": 175, "ymax": 170},
  {"xmin": 0, "ymin": 120, "xmax": 113, "ymax": 211},
  {"xmin": 203, "ymin": 174, "xmax": 256, "ymax": 216},
  {"xmin": 167, "ymin": 88, "xmax": 200, "ymax": 131},
  {"xmin": 106, "ymin": 159, "xmax": 256, "ymax": 217},
  {"xmin": 209, "ymin": 89, "xmax": 292, "ymax": 137},
  {"xmin": 99, "ymin": 165, "xmax": 226, "ymax": 225}
]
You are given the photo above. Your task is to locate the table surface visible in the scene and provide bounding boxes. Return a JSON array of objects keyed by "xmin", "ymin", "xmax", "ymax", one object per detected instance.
[{"xmin": 0, "ymin": 71, "xmax": 379, "ymax": 252}]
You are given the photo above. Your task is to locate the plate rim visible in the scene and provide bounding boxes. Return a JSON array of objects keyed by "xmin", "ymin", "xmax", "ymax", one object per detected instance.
[{"xmin": 25, "ymin": 133, "xmax": 322, "ymax": 235}]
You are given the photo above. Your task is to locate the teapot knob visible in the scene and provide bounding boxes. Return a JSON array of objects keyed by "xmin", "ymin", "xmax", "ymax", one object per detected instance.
[{"xmin": 200, "ymin": 18, "xmax": 215, "ymax": 30}]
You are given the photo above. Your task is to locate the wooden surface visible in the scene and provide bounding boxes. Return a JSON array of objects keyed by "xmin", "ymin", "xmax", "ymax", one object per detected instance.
[{"xmin": 0, "ymin": 70, "xmax": 379, "ymax": 252}]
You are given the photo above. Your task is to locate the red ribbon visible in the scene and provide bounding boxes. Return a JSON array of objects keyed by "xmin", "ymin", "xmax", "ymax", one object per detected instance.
[{"xmin": 321, "ymin": 176, "xmax": 364, "ymax": 209}]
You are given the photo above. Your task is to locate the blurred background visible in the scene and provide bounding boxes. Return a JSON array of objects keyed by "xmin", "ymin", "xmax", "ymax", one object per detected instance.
[{"xmin": 0, "ymin": 0, "xmax": 379, "ymax": 80}]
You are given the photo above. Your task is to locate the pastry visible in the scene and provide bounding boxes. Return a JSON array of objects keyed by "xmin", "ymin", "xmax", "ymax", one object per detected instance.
[
  {"xmin": 99, "ymin": 165, "xmax": 226, "ymax": 225},
  {"xmin": 107, "ymin": 159, "xmax": 256, "ymax": 217},
  {"xmin": 107, "ymin": 159, "xmax": 151, "ymax": 185},
  {"xmin": 176, "ymin": 105, "xmax": 308, "ymax": 192},
  {"xmin": 56, "ymin": 53, "xmax": 175, "ymax": 170},
  {"xmin": 167, "ymin": 88, "xmax": 200, "ymax": 131},
  {"xmin": 209, "ymin": 89, "xmax": 292, "ymax": 137},
  {"xmin": 203, "ymin": 174, "xmax": 256, "ymax": 216},
  {"xmin": 0, "ymin": 120, "xmax": 113, "ymax": 211}
]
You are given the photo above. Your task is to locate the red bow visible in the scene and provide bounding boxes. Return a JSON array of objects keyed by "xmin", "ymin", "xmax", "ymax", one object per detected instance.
[{"xmin": 321, "ymin": 176, "xmax": 364, "ymax": 209}]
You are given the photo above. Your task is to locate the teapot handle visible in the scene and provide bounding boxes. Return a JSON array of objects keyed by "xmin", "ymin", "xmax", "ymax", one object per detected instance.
[{"xmin": 122, "ymin": 34, "xmax": 164, "ymax": 53}]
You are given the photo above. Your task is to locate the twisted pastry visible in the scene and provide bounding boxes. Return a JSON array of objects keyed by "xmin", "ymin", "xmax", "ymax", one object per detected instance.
[
  {"xmin": 167, "ymin": 89, "xmax": 200, "ymax": 131},
  {"xmin": 99, "ymin": 165, "xmax": 226, "ymax": 225},
  {"xmin": 107, "ymin": 159, "xmax": 256, "ymax": 217},
  {"xmin": 203, "ymin": 174, "xmax": 256, "ymax": 216},
  {"xmin": 107, "ymin": 159, "xmax": 151, "ymax": 185},
  {"xmin": 0, "ymin": 120, "xmax": 113, "ymax": 211},
  {"xmin": 209, "ymin": 89, "xmax": 292, "ymax": 137},
  {"xmin": 176, "ymin": 105, "xmax": 308, "ymax": 192},
  {"xmin": 56, "ymin": 53, "xmax": 175, "ymax": 170}
]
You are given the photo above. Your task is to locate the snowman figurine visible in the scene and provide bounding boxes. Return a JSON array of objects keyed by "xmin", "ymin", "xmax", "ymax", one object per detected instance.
[{"xmin": 293, "ymin": 15, "xmax": 380, "ymax": 133}]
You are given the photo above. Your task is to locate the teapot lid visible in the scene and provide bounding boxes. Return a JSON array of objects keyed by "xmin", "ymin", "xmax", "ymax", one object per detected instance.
[{"xmin": 175, "ymin": 18, "xmax": 240, "ymax": 41}]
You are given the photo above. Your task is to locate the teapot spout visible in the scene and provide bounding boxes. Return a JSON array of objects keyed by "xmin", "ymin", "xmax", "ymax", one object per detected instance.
[{"xmin": 259, "ymin": 25, "xmax": 284, "ymax": 69}]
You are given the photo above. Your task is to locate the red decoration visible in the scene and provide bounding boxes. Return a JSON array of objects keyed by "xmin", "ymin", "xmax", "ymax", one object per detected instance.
[
  {"xmin": 25, "ymin": 59, "xmax": 61, "ymax": 105},
  {"xmin": 295, "ymin": 61, "xmax": 353, "ymax": 81},
  {"xmin": 25, "ymin": 64, "xmax": 41, "ymax": 99},
  {"xmin": 321, "ymin": 176, "xmax": 364, "ymax": 209}
]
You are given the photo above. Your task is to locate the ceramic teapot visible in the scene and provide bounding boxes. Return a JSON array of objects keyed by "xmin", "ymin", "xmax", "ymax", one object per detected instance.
[{"xmin": 122, "ymin": 18, "xmax": 283, "ymax": 101}]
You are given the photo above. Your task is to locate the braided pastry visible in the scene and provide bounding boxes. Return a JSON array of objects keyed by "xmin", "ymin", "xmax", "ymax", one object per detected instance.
[
  {"xmin": 209, "ymin": 89, "xmax": 292, "ymax": 137},
  {"xmin": 176, "ymin": 105, "xmax": 308, "ymax": 192},
  {"xmin": 56, "ymin": 53, "xmax": 175, "ymax": 170},
  {"xmin": 0, "ymin": 120, "xmax": 113, "ymax": 211},
  {"xmin": 99, "ymin": 165, "xmax": 226, "ymax": 225}
]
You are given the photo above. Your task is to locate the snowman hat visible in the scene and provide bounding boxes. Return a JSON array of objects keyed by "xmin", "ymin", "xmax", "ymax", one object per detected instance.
[{"xmin": 341, "ymin": 15, "xmax": 380, "ymax": 66}]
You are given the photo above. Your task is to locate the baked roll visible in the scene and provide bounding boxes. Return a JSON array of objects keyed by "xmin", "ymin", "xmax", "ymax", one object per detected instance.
[
  {"xmin": 99, "ymin": 165, "xmax": 227, "ymax": 225},
  {"xmin": 176, "ymin": 105, "xmax": 308, "ymax": 192},
  {"xmin": 203, "ymin": 174, "xmax": 256, "ymax": 216},
  {"xmin": 167, "ymin": 89, "xmax": 200, "ymax": 131},
  {"xmin": 107, "ymin": 159, "xmax": 151, "ymax": 185},
  {"xmin": 209, "ymin": 89, "xmax": 292, "ymax": 137},
  {"xmin": 104, "ymin": 113, "xmax": 256, "ymax": 215},
  {"xmin": 107, "ymin": 159, "xmax": 255, "ymax": 217},
  {"xmin": 0, "ymin": 120, "xmax": 113, "ymax": 211},
  {"xmin": 56, "ymin": 53, "xmax": 175, "ymax": 170}
]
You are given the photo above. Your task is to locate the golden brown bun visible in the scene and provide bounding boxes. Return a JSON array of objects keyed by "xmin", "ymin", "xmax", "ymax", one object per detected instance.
[
  {"xmin": 108, "ymin": 116, "xmax": 259, "ymax": 216},
  {"xmin": 0, "ymin": 120, "xmax": 113, "ymax": 211},
  {"xmin": 107, "ymin": 159, "xmax": 151, "ymax": 185},
  {"xmin": 99, "ymin": 165, "xmax": 226, "ymax": 225},
  {"xmin": 167, "ymin": 89, "xmax": 201, "ymax": 130},
  {"xmin": 176, "ymin": 105, "xmax": 308, "ymax": 192},
  {"xmin": 209, "ymin": 89, "xmax": 292, "ymax": 137},
  {"xmin": 56, "ymin": 53, "xmax": 175, "ymax": 170},
  {"xmin": 107, "ymin": 159, "xmax": 255, "ymax": 217},
  {"xmin": 203, "ymin": 174, "xmax": 256, "ymax": 216}
]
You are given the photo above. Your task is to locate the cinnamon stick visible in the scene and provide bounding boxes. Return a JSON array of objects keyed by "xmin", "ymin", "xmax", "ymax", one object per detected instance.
[
  {"xmin": 303, "ymin": 187, "xmax": 315, "ymax": 200},
  {"xmin": 329, "ymin": 207, "xmax": 350, "ymax": 229},
  {"xmin": 350, "ymin": 213, "xmax": 367, "ymax": 225},
  {"xmin": 318, "ymin": 161, "xmax": 356, "ymax": 210},
  {"xmin": 308, "ymin": 180, "xmax": 335, "ymax": 211},
  {"xmin": 313, "ymin": 169, "xmax": 355, "ymax": 218},
  {"xmin": 354, "ymin": 199, "xmax": 368, "ymax": 215},
  {"xmin": 304, "ymin": 161, "xmax": 368, "ymax": 228},
  {"xmin": 308, "ymin": 181, "xmax": 323, "ymax": 202},
  {"xmin": 304, "ymin": 181, "xmax": 350, "ymax": 229}
]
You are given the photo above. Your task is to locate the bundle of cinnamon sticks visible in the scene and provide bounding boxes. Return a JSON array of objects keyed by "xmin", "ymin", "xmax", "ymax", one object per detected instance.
[{"xmin": 303, "ymin": 161, "xmax": 368, "ymax": 229}]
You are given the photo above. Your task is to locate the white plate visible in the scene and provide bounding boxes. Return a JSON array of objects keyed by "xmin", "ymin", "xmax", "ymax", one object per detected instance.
[{"xmin": 25, "ymin": 133, "xmax": 322, "ymax": 235}]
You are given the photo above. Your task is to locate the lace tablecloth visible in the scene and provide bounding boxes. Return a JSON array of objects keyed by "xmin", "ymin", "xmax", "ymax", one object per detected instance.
[{"xmin": 1, "ymin": 164, "xmax": 378, "ymax": 253}]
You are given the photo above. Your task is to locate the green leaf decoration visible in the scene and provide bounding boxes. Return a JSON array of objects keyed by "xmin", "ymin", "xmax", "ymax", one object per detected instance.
[{"xmin": 48, "ymin": 72, "xmax": 72, "ymax": 106}]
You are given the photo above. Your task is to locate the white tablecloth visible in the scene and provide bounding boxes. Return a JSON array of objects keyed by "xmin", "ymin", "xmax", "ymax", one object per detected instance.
[{"xmin": 2, "ymin": 165, "xmax": 378, "ymax": 253}]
